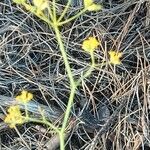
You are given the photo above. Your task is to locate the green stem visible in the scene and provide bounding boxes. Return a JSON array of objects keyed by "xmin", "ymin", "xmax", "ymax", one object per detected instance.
[
  {"xmin": 59, "ymin": 86, "xmax": 76, "ymax": 150},
  {"xmin": 58, "ymin": 8, "xmax": 87, "ymax": 26},
  {"xmin": 90, "ymin": 52, "xmax": 95, "ymax": 65},
  {"xmin": 52, "ymin": 0, "xmax": 57, "ymax": 21},
  {"xmin": 76, "ymin": 66, "xmax": 93, "ymax": 86},
  {"xmin": 53, "ymin": 25, "xmax": 75, "ymax": 87},
  {"xmin": 61, "ymin": 86, "xmax": 76, "ymax": 132},
  {"xmin": 28, "ymin": 117, "xmax": 60, "ymax": 133},
  {"xmin": 48, "ymin": 6, "xmax": 54, "ymax": 21},
  {"xmin": 76, "ymin": 52, "xmax": 95, "ymax": 86},
  {"xmin": 58, "ymin": 0, "xmax": 72, "ymax": 22},
  {"xmin": 24, "ymin": 104, "xmax": 29, "ymax": 119},
  {"xmin": 59, "ymin": 132, "xmax": 65, "ymax": 150},
  {"xmin": 53, "ymin": 24, "xmax": 76, "ymax": 150}
]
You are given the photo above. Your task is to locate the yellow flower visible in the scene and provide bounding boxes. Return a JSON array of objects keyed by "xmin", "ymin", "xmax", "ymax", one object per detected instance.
[
  {"xmin": 33, "ymin": 0, "xmax": 48, "ymax": 10},
  {"xmin": 16, "ymin": 90, "xmax": 33, "ymax": 103},
  {"xmin": 82, "ymin": 37, "xmax": 99, "ymax": 53},
  {"xmin": 84, "ymin": 0, "xmax": 102, "ymax": 11},
  {"xmin": 4, "ymin": 105, "xmax": 24, "ymax": 128},
  {"xmin": 108, "ymin": 50, "xmax": 122, "ymax": 65}
]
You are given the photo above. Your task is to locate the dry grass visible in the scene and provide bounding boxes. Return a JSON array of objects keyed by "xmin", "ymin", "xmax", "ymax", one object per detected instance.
[{"xmin": 0, "ymin": 0, "xmax": 150, "ymax": 149}]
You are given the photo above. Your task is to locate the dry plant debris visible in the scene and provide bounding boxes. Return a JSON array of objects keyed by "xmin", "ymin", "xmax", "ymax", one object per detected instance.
[{"xmin": 0, "ymin": 0, "xmax": 150, "ymax": 149}]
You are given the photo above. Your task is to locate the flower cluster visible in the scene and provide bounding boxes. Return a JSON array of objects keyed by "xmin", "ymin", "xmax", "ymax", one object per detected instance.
[
  {"xmin": 82, "ymin": 37, "xmax": 123, "ymax": 65},
  {"xmin": 82, "ymin": 37, "xmax": 99, "ymax": 53},
  {"xmin": 4, "ymin": 105, "xmax": 24, "ymax": 128},
  {"xmin": 16, "ymin": 90, "xmax": 33, "ymax": 103},
  {"xmin": 13, "ymin": 0, "xmax": 48, "ymax": 15},
  {"xmin": 4, "ymin": 90, "xmax": 33, "ymax": 128},
  {"xmin": 84, "ymin": 0, "xmax": 102, "ymax": 11},
  {"xmin": 33, "ymin": 0, "xmax": 48, "ymax": 11},
  {"xmin": 109, "ymin": 50, "xmax": 122, "ymax": 65}
]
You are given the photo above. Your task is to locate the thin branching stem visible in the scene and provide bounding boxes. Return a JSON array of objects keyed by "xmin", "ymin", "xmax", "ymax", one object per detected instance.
[
  {"xmin": 58, "ymin": 0, "xmax": 72, "ymax": 22},
  {"xmin": 58, "ymin": 8, "xmax": 87, "ymax": 26}
]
